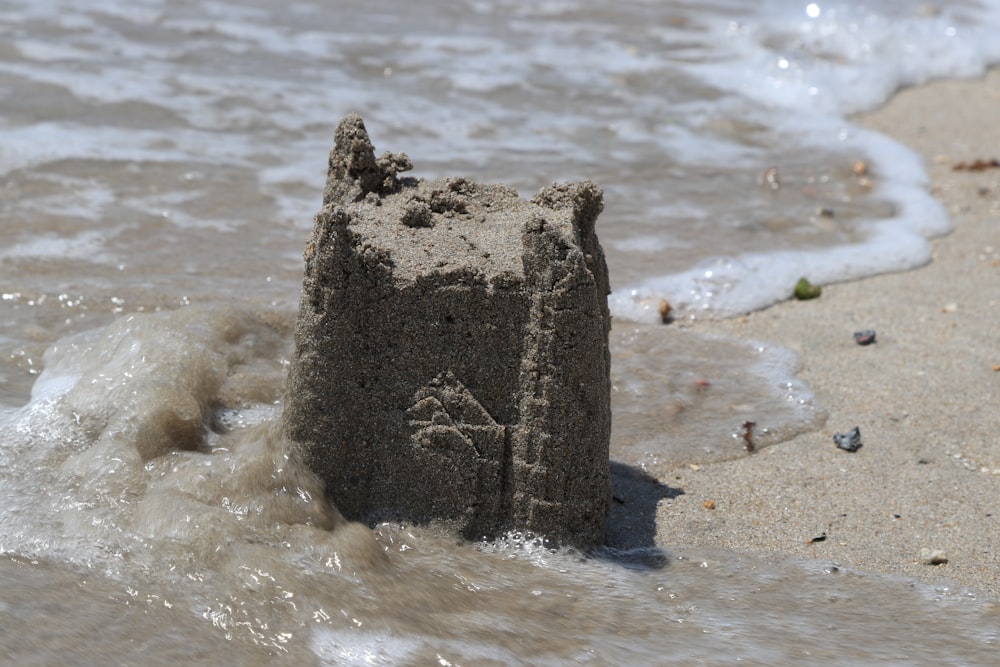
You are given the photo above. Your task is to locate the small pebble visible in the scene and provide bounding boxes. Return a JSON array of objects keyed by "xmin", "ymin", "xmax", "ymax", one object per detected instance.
[
  {"xmin": 703, "ymin": 499, "xmax": 716, "ymax": 510},
  {"xmin": 919, "ymin": 548, "xmax": 948, "ymax": 565},
  {"xmin": 793, "ymin": 277, "xmax": 822, "ymax": 300},
  {"xmin": 833, "ymin": 427, "xmax": 863, "ymax": 452},
  {"xmin": 761, "ymin": 166, "xmax": 780, "ymax": 190},
  {"xmin": 659, "ymin": 299, "xmax": 673, "ymax": 324},
  {"xmin": 853, "ymin": 329, "xmax": 876, "ymax": 345}
]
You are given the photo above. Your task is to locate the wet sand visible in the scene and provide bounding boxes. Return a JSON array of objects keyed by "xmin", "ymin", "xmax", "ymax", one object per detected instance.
[{"xmin": 652, "ymin": 68, "xmax": 1000, "ymax": 599}]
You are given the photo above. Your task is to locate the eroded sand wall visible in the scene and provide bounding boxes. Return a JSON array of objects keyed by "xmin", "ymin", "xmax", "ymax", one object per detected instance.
[{"xmin": 284, "ymin": 115, "xmax": 611, "ymax": 545}]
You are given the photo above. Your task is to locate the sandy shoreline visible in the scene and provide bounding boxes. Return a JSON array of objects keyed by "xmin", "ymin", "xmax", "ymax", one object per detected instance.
[{"xmin": 649, "ymin": 68, "xmax": 1000, "ymax": 599}]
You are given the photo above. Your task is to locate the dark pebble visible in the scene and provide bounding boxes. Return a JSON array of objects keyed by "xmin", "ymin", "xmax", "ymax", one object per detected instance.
[
  {"xmin": 833, "ymin": 426, "xmax": 863, "ymax": 452},
  {"xmin": 853, "ymin": 329, "xmax": 877, "ymax": 345}
]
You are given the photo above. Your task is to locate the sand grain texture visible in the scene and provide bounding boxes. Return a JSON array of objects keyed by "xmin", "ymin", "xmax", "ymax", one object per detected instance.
[
  {"xmin": 650, "ymin": 70, "xmax": 1000, "ymax": 599},
  {"xmin": 285, "ymin": 115, "xmax": 613, "ymax": 546}
]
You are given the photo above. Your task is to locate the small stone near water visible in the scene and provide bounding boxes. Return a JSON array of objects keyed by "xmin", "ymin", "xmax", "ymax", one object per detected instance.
[
  {"xmin": 952, "ymin": 158, "xmax": 1000, "ymax": 172},
  {"xmin": 760, "ymin": 166, "xmax": 780, "ymax": 190},
  {"xmin": 793, "ymin": 277, "xmax": 821, "ymax": 300},
  {"xmin": 659, "ymin": 298, "xmax": 673, "ymax": 324},
  {"xmin": 833, "ymin": 426, "xmax": 862, "ymax": 452},
  {"xmin": 853, "ymin": 329, "xmax": 877, "ymax": 345},
  {"xmin": 920, "ymin": 548, "xmax": 949, "ymax": 565}
]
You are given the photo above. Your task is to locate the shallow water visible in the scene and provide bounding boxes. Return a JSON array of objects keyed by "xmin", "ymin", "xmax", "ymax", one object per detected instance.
[
  {"xmin": 2, "ymin": 306, "xmax": 999, "ymax": 665},
  {"xmin": 3, "ymin": 0, "xmax": 1000, "ymax": 663}
]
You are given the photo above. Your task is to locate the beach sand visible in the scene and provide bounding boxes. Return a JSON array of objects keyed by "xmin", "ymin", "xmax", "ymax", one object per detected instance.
[{"xmin": 650, "ymin": 68, "xmax": 1000, "ymax": 599}]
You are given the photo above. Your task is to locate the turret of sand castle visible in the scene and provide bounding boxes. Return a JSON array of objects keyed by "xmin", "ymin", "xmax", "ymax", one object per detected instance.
[{"xmin": 283, "ymin": 114, "xmax": 611, "ymax": 546}]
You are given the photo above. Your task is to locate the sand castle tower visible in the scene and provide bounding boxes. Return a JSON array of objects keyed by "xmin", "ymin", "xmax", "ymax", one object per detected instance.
[{"xmin": 283, "ymin": 115, "xmax": 611, "ymax": 546}]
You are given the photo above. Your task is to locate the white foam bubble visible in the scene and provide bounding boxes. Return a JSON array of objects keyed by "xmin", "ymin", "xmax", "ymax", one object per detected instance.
[
  {"xmin": 693, "ymin": 0, "xmax": 1000, "ymax": 115},
  {"xmin": 0, "ymin": 228, "xmax": 122, "ymax": 266},
  {"xmin": 612, "ymin": 214, "xmax": 941, "ymax": 320},
  {"xmin": 613, "ymin": 60, "xmax": 967, "ymax": 315},
  {"xmin": 594, "ymin": 1, "xmax": 994, "ymax": 320},
  {"xmin": 311, "ymin": 629, "xmax": 422, "ymax": 667}
]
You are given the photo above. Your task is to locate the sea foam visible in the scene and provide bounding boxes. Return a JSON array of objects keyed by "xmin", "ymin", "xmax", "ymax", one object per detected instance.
[{"xmin": 612, "ymin": 0, "xmax": 1000, "ymax": 319}]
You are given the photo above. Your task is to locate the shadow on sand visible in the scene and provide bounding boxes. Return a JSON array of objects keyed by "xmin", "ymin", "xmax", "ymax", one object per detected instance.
[{"xmin": 590, "ymin": 461, "xmax": 683, "ymax": 570}]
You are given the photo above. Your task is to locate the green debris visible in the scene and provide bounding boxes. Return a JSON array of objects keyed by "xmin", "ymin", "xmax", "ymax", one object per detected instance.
[{"xmin": 793, "ymin": 277, "xmax": 822, "ymax": 300}]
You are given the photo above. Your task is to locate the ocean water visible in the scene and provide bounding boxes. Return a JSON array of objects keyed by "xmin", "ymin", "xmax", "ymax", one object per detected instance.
[{"xmin": 2, "ymin": 0, "xmax": 1000, "ymax": 664}]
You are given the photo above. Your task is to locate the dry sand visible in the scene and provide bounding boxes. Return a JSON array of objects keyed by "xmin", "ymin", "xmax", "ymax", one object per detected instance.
[{"xmin": 653, "ymin": 68, "xmax": 1000, "ymax": 599}]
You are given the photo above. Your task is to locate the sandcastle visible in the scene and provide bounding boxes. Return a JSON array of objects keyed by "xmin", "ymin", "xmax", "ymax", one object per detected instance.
[{"xmin": 283, "ymin": 115, "xmax": 611, "ymax": 546}]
